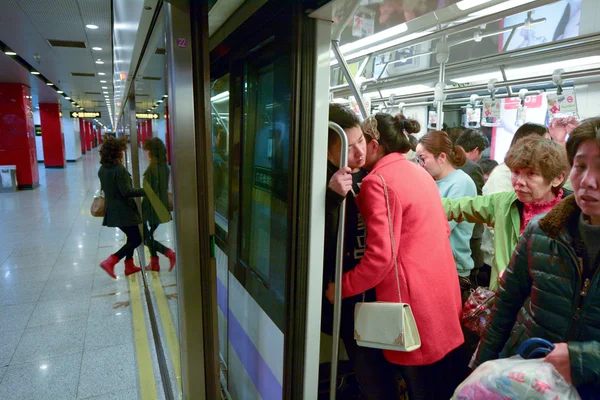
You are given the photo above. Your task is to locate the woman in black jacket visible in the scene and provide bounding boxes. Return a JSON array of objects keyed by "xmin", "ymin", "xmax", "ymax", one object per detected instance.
[
  {"xmin": 142, "ymin": 138, "xmax": 176, "ymax": 272},
  {"xmin": 98, "ymin": 137, "xmax": 144, "ymax": 278}
]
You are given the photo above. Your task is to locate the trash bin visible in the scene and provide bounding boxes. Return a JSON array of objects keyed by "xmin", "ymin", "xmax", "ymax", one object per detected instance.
[{"xmin": 0, "ymin": 165, "xmax": 18, "ymax": 193}]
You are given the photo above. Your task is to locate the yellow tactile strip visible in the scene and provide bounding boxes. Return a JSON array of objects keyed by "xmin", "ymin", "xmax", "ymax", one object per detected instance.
[{"xmin": 128, "ymin": 272, "xmax": 159, "ymax": 400}]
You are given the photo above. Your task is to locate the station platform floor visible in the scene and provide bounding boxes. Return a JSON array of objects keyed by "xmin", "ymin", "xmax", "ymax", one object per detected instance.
[{"xmin": 0, "ymin": 151, "xmax": 178, "ymax": 400}]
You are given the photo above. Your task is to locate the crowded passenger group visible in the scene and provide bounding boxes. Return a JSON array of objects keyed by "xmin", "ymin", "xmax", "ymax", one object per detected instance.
[{"xmin": 322, "ymin": 103, "xmax": 600, "ymax": 399}]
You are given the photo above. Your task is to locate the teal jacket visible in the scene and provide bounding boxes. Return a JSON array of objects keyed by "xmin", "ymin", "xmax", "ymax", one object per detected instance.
[
  {"xmin": 475, "ymin": 196, "xmax": 600, "ymax": 395},
  {"xmin": 437, "ymin": 169, "xmax": 476, "ymax": 277},
  {"xmin": 442, "ymin": 191, "xmax": 520, "ymax": 291}
]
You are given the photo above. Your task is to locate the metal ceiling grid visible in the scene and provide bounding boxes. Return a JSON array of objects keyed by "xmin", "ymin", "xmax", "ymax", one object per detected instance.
[
  {"xmin": 16, "ymin": 0, "xmax": 87, "ymax": 41},
  {"xmin": 0, "ymin": 0, "xmax": 113, "ymax": 128}
]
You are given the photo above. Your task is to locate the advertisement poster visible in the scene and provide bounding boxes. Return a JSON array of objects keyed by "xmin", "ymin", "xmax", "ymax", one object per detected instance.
[
  {"xmin": 492, "ymin": 94, "xmax": 547, "ymax": 162},
  {"xmin": 501, "ymin": 0, "xmax": 581, "ymax": 51},
  {"xmin": 465, "ymin": 107, "xmax": 481, "ymax": 128},
  {"xmin": 547, "ymin": 89, "xmax": 578, "ymax": 117},
  {"xmin": 482, "ymin": 99, "xmax": 502, "ymax": 127}
]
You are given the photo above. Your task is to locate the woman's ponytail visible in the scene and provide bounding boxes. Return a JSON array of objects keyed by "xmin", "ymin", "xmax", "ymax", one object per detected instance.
[{"xmin": 450, "ymin": 144, "xmax": 467, "ymax": 167}]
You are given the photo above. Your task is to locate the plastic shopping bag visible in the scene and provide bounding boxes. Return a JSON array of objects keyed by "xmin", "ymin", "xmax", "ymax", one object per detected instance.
[{"xmin": 452, "ymin": 356, "xmax": 581, "ymax": 400}]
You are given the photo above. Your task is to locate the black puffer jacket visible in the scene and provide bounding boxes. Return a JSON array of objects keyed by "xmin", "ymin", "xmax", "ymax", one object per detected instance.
[{"xmin": 476, "ymin": 195, "xmax": 600, "ymax": 394}]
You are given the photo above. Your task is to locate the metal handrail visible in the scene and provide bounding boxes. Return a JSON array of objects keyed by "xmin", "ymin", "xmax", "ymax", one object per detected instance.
[{"xmin": 328, "ymin": 121, "xmax": 348, "ymax": 400}]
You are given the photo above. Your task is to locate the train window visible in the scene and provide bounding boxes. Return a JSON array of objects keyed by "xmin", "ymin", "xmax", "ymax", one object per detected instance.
[
  {"xmin": 211, "ymin": 74, "xmax": 230, "ymax": 239},
  {"xmin": 239, "ymin": 46, "xmax": 289, "ymax": 305}
]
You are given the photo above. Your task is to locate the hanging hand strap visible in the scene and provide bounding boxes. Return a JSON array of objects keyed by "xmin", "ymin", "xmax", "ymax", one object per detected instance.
[{"xmin": 375, "ymin": 173, "xmax": 402, "ymax": 304}]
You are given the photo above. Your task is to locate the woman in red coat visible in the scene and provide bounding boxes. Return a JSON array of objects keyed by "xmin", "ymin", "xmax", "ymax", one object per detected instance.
[{"xmin": 327, "ymin": 113, "xmax": 466, "ymax": 399}]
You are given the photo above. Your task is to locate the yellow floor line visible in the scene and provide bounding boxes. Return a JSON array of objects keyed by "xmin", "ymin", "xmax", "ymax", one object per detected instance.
[
  {"xmin": 128, "ymin": 272, "xmax": 159, "ymax": 400},
  {"xmin": 145, "ymin": 247, "xmax": 182, "ymax": 394}
]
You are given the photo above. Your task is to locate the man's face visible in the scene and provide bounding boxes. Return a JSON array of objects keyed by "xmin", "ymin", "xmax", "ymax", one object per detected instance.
[{"xmin": 328, "ymin": 125, "xmax": 366, "ymax": 170}]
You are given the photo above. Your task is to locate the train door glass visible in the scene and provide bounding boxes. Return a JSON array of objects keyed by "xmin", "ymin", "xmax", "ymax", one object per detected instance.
[
  {"xmin": 211, "ymin": 74, "xmax": 230, "ymax": 235},
  {"xmin": 238, "ymin": 41, "xmax": 289, "ymax": 315},
  {"xmin": 210, "ymin": 73, "xmax": 230, "ymax": 370}
]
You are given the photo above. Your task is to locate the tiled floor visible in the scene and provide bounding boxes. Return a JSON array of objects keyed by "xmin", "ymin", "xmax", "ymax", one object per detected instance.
[{"xmin": 0, "ymin": 152, "xmax": 163, "ymax": 399}]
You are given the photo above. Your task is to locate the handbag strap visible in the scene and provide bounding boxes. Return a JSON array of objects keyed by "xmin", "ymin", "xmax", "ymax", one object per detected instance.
[{"xmin": 375, "ymin": 173, "xmax": 402, "ymax": 303}]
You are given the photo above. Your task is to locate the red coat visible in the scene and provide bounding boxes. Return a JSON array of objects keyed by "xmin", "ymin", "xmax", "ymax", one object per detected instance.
[{"xmin": 341, "ymin": 152, "xmax": 464, "ymax": 366}]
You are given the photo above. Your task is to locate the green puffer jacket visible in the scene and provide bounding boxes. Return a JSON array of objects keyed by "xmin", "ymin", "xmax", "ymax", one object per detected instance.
[{"xmin": 475, "ymin": 195, "xmax": 600, "ymax": 392}]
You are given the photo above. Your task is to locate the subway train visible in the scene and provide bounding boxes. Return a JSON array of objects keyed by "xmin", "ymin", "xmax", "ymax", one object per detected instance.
[{"xmin": 163, "ymin": 0, "xmax": 600, "ymax": 398}]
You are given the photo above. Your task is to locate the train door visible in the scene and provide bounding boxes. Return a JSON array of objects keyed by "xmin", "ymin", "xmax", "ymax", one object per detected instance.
[{"xmin": 209, "ymin": 3, "xmax": 330, "ymax": 399}]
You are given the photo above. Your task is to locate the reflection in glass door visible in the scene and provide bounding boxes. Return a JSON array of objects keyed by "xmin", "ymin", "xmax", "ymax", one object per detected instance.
[
  {"xmin": 210, "ymin": 73, "xmax": 230, "ymax": 380},
  {"xmin": 221, "ymin": 32, "xmax": 292, "ymax": 399}
]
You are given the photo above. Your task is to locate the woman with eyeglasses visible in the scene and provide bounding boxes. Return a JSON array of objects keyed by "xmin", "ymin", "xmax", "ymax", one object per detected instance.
[
  {"xmin": 326, "ymin": 113, "xmax": 466, "ymax": 399},
  {"xmin": 415, "ymin": 131, "xmax": 478, "ymax": 295}
]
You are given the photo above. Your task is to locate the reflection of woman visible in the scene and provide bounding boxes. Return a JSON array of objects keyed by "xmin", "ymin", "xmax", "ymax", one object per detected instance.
[
  {"xmin": 142, "ymin": 138, "xmax": 176, "ymax": 272},
  {"xmin": 475, "ymin": 118, "xmax": 600, "ymax": 397},
  {"xmin": 444, "ymin": 137, "xmax": 570, "ymax": 291},
  {"xmin": 98, "ymin": 138, "xmax": 144, "ymax": 278}
]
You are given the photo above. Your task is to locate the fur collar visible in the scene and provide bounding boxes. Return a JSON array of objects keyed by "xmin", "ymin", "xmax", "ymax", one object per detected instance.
[{"xmin": 538, "ymin": 195, "xmax": 580, "ymax": 239}]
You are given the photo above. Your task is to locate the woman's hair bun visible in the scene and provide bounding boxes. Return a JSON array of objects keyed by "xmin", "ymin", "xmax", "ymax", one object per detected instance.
[{"xmin": 394, "ymin": 114, "xmax": 420, "ymax": 134}]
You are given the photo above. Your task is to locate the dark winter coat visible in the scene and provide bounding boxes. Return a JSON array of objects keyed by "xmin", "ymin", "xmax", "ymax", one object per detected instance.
[
  {"xmin": 142, "ymin": 163, "xmax": 171, "ymax": 225},
  {"xmin": 98, "ymin": 163, "xmax": 144, "ymax": 227},
  {"xmin": 476, "ymin": 195, "xmax": 600, "ymax": 394}
]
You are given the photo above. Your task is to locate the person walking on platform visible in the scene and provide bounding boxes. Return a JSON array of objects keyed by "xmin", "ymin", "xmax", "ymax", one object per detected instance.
[
  {"xmin": 98, "ymin": 137, "xmax": 144, "ymax": 278},
  {"xmin": 142, "ymin": 138, "xmax": 176, "ymax": 272}
]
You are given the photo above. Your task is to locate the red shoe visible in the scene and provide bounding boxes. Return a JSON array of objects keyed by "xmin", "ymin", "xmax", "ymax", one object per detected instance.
[
  {"xmin": 100, "ymin": 255, "xmax": 119, "ymax": 279},
  {"xmin": 166, "ymin": 249, "xmax": 177, "ymax": 272},
  {"xmin": 124, "ymin": 259, "xmax": 142, "ymax": 276},
  {"xmin": 146, "ymin": 256, "xmax": 160, "ymax": 272}
]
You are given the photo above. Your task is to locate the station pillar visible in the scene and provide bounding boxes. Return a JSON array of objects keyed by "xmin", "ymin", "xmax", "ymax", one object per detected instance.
[
  {"xmin": 39, "ymin": 103, "xmax": 66, "ymax": 168},
  {"xmin": 0, "ymin": 83, "xmax": 39, "ymax": 189}
]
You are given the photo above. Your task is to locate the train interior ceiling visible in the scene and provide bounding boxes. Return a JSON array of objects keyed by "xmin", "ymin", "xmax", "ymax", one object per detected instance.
[{"xmin": 0, "ymin": 0, "xmax": 598, "ymax": 399}]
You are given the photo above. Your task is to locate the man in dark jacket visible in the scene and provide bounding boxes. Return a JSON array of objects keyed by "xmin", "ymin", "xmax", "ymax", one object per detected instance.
[
  {"xmin": 456, "ymin": 128, "xmax": 489, "ymax": 287},
  {"xmin": 321, "ymin": 103, "xmax": 376, "ymax": 397}
]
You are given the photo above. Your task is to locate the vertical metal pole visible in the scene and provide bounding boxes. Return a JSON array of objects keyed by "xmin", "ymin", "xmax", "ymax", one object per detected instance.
[
  {"xmin": 328, "ymin": 122, "xmax": 348, "ymax": 400},
  {"xmin": 331, "ymin": 40, "xmax": 368, "ymax": 119},
  {"xmin": 437, "ymin": 62, "xmax": 446, "ymax": 128}
]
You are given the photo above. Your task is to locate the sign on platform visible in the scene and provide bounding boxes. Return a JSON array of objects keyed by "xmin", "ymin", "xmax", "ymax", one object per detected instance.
[
  {"xmin": 70, "ymin": 111, "xmax": 101, "ymax": 118},
  {"xmin": 136, "ymin": 113, "xmax": 160, "ymax": 119}
]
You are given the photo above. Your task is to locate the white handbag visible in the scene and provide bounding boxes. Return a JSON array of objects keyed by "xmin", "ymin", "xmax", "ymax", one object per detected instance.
[{"xmin": 353, "ymin": 173, "xmax": 421, "ymax": 352}]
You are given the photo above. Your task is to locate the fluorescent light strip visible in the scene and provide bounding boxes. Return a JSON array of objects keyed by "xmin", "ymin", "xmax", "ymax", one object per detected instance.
[
  {"xmin": 364, "ymin": 84, "xmax": 433, "ymax": 99},
  {"xmin": 338, "ymin": 23, "xmax": 408, "ymax": 54},
  {"xmin": 469, "ymin": 0, "xmax": 536, "ymax": 18},
  {"xmin": 456, "ymin": 0, "xmax": 491, "ymax": 10},
  {"xmin": 332, "ymin": 30, "xmax": 434, "ymax": 65},
  {"xmin": 211, "ymin": 91, "xmax": 229, "ymax": 103},
  {"xmin": 506, "ymin": 55, "xmax": 600, "ymax": 80}
]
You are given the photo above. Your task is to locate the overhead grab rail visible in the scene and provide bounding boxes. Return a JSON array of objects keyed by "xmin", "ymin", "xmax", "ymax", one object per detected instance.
[
  {"xmin": 363, "ymin": 67, "xmax": 600, "ymax": 105},
  {"xmin": 330, "ymin": 32, "xmax": 600, "ymax": 96},
  {"xmin": 328, "ymin": 122, "xmax": 348, "ymax": 400}
]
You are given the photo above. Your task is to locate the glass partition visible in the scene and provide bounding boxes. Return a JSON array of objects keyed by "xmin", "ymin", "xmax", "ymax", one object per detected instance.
[{"xmin": 125, "ymin": 9, "xmax": 182, "ymax": 399}]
